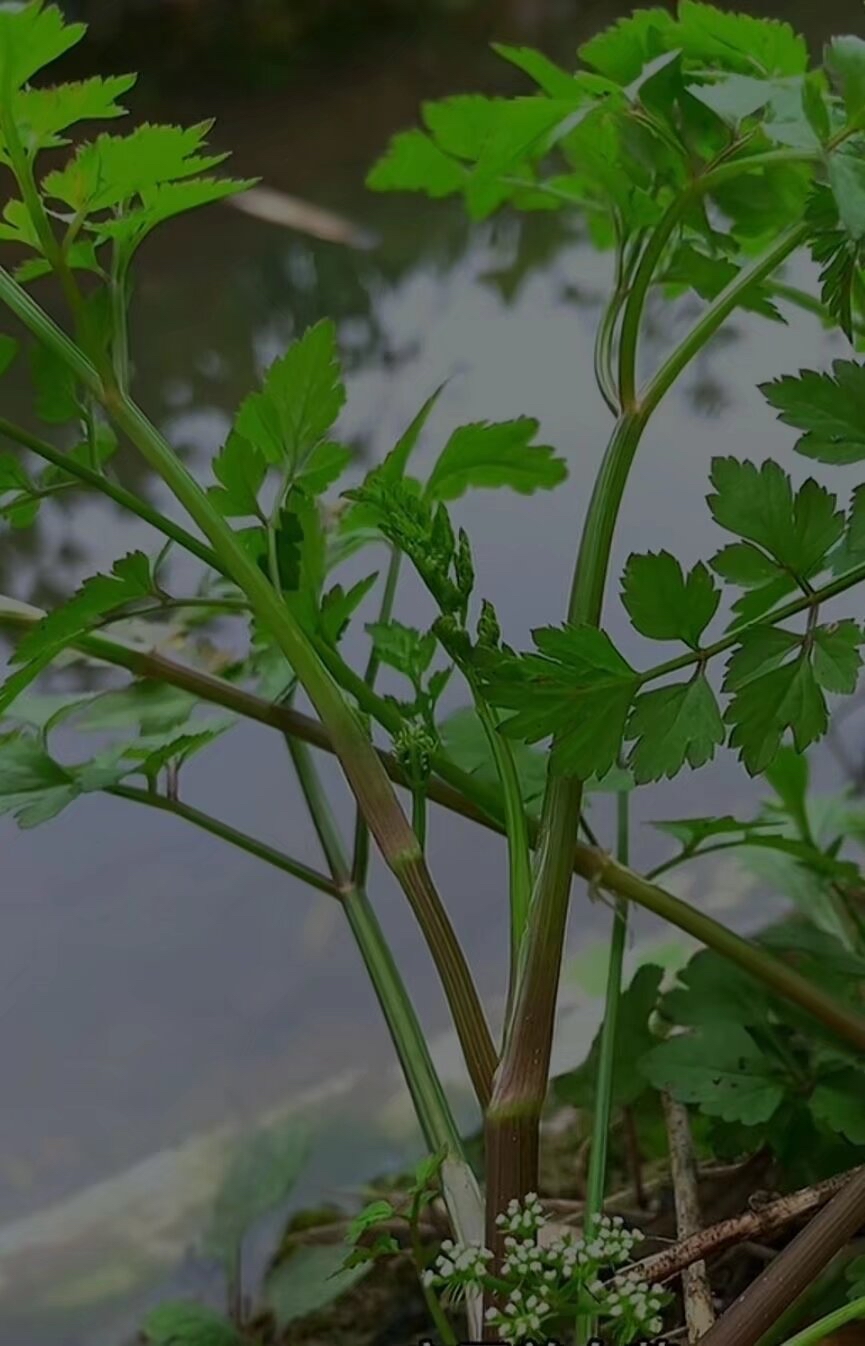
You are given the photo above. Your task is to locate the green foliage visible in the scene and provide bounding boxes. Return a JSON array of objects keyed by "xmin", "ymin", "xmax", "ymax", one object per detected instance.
[
  {"xmin": 484, "ymin": 624, "xmax": 639, "ymax": 779},
  {"xmin": 425, "ymin": 418, "xmax": 566, "ymax": 501},
  {"xmin": 263, "ymin": 1245, "xmax": 370, "ymax": 1328},
  {"xmin": 141, "ymin": 1303, "xmax": 242, "ymax": 1346},
  {"xmin": 761, "ymin": 361, "xmax": 865, "ymax": 465},
  {"xmin": 621, "ymin": 551, "xmax": 719, "ymax": 649},
  {"xmin": 555, "ymin": 964, "xmax": 663, "ymax": 1111},
  {"xmin": 231, "ymin": 320, "xmax": 346, "ymax": 472},
  {"xmin": 203, "ymin": 1122, "xmax": 309, "ymax": 1273}
]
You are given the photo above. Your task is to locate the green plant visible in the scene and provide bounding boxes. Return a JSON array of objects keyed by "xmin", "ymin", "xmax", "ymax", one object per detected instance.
[{"xmin": 4, "ymin": 2, "xmax": 865, "ymax": 1341}]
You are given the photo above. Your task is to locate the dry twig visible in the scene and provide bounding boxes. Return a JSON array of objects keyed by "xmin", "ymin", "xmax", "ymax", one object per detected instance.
[{"xmin": 663, "ymin": 1092, "xmax": 716, "ymax": 1341}]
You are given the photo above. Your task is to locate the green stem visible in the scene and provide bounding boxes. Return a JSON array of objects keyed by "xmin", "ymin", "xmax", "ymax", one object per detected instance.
[
  {"xmin": 580, "ymin": 790, "xmax": 630, "ymax": 1343},
  {"xmin": 473, "ymin": 694, "xmax": 532, "ymax": 1029},
  {"xmin": 0, "ymin": 414, "xmax": 227, "ymax": 572},
  {"xmin": 110, "ymin": 248, "xmax": 131, "ymax": 394},
  {"xmin": 352, "ymin": 544, "xmax": 403, "ymax": 885},
  {"xmin": 0, "ymin": 112, "xmax": 84, "ymax": 327},
  {"xmin": 642, "ymin": 221, "xmax": 811, "ymax": 418},
  {"xmin": 781, "ymin": 1302, "xmax": 865, "ymax": 1346},
  {"xmin": 412, "ymin": 786, "xmax": 428, "ymax": 850},
  {"xmin": 106, "ymin": 783, "xmax": 339, "ymax": 896},
  {"xmin": 5, "ymin": 607, "xmax": 865, "ymax": 1053},
  {"xmin": 283, "ymin": 728, "xmax": 476, "ymax": 1249}
]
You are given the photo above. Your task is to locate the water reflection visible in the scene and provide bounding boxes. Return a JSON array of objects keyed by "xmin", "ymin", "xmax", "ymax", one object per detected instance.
[{"xmin": 2, "ymin": 1, "xmax": 865, "ymax": 1341}]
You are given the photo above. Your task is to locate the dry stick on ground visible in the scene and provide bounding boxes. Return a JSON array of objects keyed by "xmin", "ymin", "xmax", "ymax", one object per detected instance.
[
  {"xmin": 662, "ymin": 1093, "xmax": 717, "ymax": 1342},
  {"xmin": 695, "ymin": 1166, "xmax": 865, "ymax": 1346},
  {"xmin": 631, "ymin": 1167, "xmax": 864, "ymax": 1285}
]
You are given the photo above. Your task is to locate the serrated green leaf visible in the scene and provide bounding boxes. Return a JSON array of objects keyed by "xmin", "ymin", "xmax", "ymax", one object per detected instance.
[
  {"xmin": 664, "ymin": 242, "xmax": 782, "ymax": 320},
  {"xmin": 366, "ymin": 129, "xmax": 464, "ymax": 198},
  {"xmin": 829, "ymin": 147, "xmax": 865, "ymax": 243},
  {"xmin": 264, "ymin": 1245, "xmax": 370, "ymax": 1329},
  {"xmin": 425, "ymin": 418, "xmax": 567, "ymax": 501},
  {"xmin": 708, "ymin": 457, "xmax": 844, "ymax": 577},
  {"xmin": 233, "ymin": 320, "xmax": 345, "ymax": 474},
  {"xmin": 555, "ymin": 965, "xmax": 663, "ymax": 1111},
  {"xmin": 272, "ymin": 493, "xmax": 326, "ymax": 631},
  {"xmin": 761, "ymin": 361, "xmax": 865, "ymax": 465},
  {"xmin": 486, "ymin": 626, "xmax": 638, "ymax": 779},
  {"xmin": 128, "ymin": 725, "xmax": 232, "ymax": 779},
  {"xmin": 0, "ymin": 1, "xmax": 86, "ymax": 93},
  {"xmin": 810, "ymin": 1070, "xmax": 865, "ymax": 1144},
  {"xmin": 627, "ymin": 675, "xmax": 725, "ymax": 783},
  {"xmin": 674, "ymin": 2, "xmax": 807, "ymax": 77},
  {"xmin": 11, "ymin": 552, "xmax": 152, "ymax": 672},
  {"xmin": 805, "ymin": 186, "xmax": 862, "ymax": 343},
  {"xmin": 651, "ymin": 812, "xmax": 777, "ymax": 850},
  {"xmin": 827, "ymin": 36, "xmax": 865, "ymax": 119},
  {"xmin": 42, "ymin": 121, "xmax": 230, "ymax": 213},
  {"xmin": 203, "ymin": 1121, "xmax": 308, "ymax": 1271},
  {"xmin": 93, "ymin": 176, "xmax": 256, "ymax": 259},
  {"xmin": 296, "ymin": 441, "xmax": 351, "ymax": 495},
  {"xmin": 710, "ymin": 541, "xmax": 783, "ymax": 588},
  {"xmin": 208, "ymin": 431, "xmax": 265, "ymax": 519},
  {"xmin": 723, "ymin": 627, "xmax": 803, "ymax": 691},
  {"xmin": 578, "ymin": 8, "xmax": 677, "ymax": 85},
  {"xmin": 621, "ymin": 551, "xmax": 719, "ymax": 648},
  {"xmin": 641, "ymin": 1025, "xmax": 788, "ymax": 1125},
  {"xmin": 726, "ymin": 655, "xmax": 828, "ymax": 775},
  {"xmin": 365, "ymin": 619, "xmax": 436, "ymax": 687},
  {"xmin": 662, "ymin": 949, "xmax": 775, "ymax": 1029},
  {"xmin": 12, "ymin": 74, "xmax": 135, "ymax": 155},
  {"xmin": 491, "ymin": 44, "xmax": 585, "ymax": 99},
  {"xmin": 141, "ymin": 1302, "xmax": 242, "ymax": 1346},
  {"xmin": 812, "ymin": 620, "xmax": 864, "ymax": 693},
  {"xmin": 319, "ymin": 572, "xmax": 378, "ymax": 646}
]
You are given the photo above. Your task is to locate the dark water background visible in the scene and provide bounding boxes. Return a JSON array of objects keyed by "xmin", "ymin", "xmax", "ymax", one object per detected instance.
[{"xmin": 1, "ymin": 1, "xmax": 865, "ymax": 1340}]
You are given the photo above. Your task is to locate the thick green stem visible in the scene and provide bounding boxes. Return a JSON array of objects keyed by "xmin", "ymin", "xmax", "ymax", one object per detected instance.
[
  {"xmin": 352, "ymin": 544, "xmax": 402, "ymax": 884},
  {"xmin": 0, "ymin": 267, "xmax": 496, "ymax": 1110}
]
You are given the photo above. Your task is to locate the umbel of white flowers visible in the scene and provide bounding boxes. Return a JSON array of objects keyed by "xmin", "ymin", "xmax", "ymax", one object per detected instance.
[{"xmin": 422, "ymin": 1195, "xmax": 666, "ymax": 1345}]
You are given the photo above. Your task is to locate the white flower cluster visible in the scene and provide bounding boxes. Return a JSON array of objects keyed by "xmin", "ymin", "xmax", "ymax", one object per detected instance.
[
  {"xmin": 496, "ymin": 1191, "xmax": 546, "ymax": 1237},
  {"xmin": 485, "ymin": 1287, "xmax": 551, "ymax": 1345},
  {"xmin": 421, "ymin": 1196, "xmax": 666, "ymax": 1344},
  {"xmin": 601, "ymin": 1272, "xmax": 665, "ymax": 1337},
  {"xmin": 422, "ymin": 1237, "xmax": 492, "ymax": 1295},
  {"xmin": 584, "ymin": 1212, "xmax": 645, "ymax": 1265}
]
